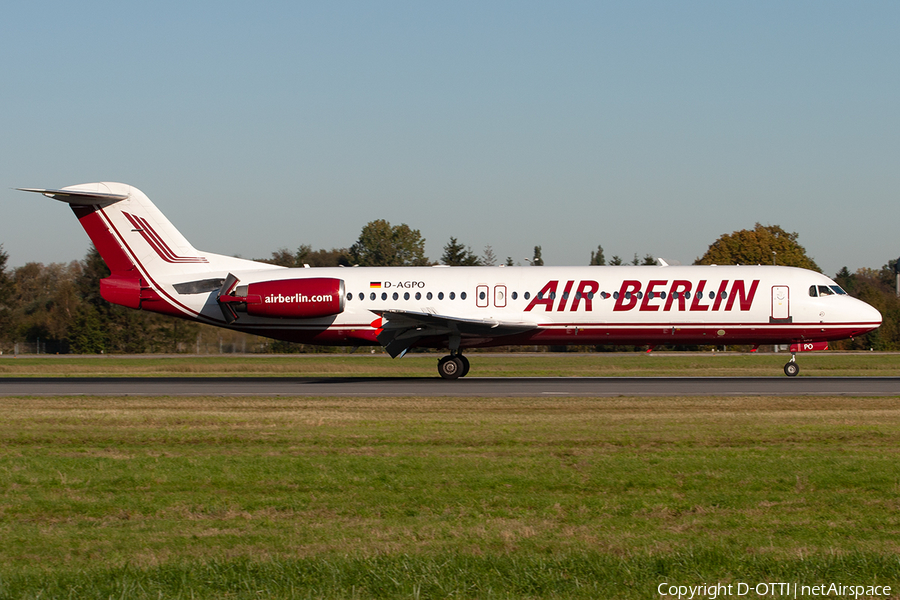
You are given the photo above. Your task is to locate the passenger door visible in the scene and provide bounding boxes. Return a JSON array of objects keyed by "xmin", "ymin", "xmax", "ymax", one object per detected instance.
[{"xmin": 771, "ymin": 285, "xmax": 790, "ymax": 322}]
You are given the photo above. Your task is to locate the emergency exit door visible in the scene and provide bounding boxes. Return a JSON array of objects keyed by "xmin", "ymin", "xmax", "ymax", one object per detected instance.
[
  {"xmin": 476, "ymin": 285, "xmax": 489, "ymax": 308},
  {"xmin": 494, "ymin": 285, "xmax": 507, "ymax": 308}
]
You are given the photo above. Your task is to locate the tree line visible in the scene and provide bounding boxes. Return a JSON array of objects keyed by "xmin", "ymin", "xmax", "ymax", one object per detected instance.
[{"xmin": 0, "ymin": 222, "xmax": 897, "ymax": 353}]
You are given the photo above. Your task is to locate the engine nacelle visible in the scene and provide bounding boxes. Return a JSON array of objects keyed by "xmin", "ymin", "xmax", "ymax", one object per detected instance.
[{"xmin": 220, "ymin": 277, "xmax": 345, "ymax": 319}]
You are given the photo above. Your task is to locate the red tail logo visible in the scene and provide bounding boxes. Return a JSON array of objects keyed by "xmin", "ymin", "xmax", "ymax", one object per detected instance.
[{"xmin": 123, "ymin": 212, "xmax": 208, "ymax": 263}]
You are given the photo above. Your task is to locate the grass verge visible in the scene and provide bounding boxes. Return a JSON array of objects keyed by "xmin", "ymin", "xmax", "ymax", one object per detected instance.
[{"xmin": 1, "ymin": 395, "xmax": 900, "ymax": 598}]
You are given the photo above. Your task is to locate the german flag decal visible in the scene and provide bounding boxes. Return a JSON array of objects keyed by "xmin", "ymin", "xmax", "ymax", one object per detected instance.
[{"xmin": 370, "ymin": 282, "xmax": 382, "ymax": 288}]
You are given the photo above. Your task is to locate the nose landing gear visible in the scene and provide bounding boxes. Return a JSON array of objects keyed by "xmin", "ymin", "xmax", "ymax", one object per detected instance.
[
  {"xmin": 438, "ymin": 353, "xmax": 470, "ymax": 379},
  {"xmin": 784, "ymin": 354, "xmax": 799, "ymax": 377}
]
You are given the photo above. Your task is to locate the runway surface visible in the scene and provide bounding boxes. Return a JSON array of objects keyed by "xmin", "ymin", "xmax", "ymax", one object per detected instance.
[{"xmin": 1, "ymin": 376, "xmax": 899, "ymax": 396}]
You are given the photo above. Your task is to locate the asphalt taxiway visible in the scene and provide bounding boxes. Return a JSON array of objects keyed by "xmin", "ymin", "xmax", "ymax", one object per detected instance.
[{"xmin": 1, "ymin": 376, "xmax": 898, "ymax": 396}]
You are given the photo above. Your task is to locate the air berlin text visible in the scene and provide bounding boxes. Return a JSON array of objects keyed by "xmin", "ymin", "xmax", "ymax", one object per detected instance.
[{"xmin": 524, "ymin": 280, "xmax": 760, "ymax": 312}]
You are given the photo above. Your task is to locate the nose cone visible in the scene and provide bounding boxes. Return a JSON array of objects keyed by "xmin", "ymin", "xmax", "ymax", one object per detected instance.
[
  {"xmin": 863, "ymin": 301, "xmax": 883, "ymax": 327},
  {"xmin": 852, "ymin": 297, "xmax": 883, "ymax": 332}
]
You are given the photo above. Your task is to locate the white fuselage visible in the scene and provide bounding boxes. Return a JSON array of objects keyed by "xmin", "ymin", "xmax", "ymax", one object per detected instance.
[{"xmin": 158, "ymin": 263, "xmax": 881, "ymax": 349}]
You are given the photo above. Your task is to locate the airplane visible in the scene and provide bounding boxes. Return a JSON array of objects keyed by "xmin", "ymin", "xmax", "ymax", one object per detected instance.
[{"xmin": 19, "ymin": 182, "xmax": 882, "ymax": 378}]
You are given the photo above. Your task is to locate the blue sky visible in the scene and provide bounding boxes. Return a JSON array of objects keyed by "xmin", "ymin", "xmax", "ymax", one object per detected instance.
[{"xmin": 2, "ymin": 1, "xmax": 898, "ymax": 274}]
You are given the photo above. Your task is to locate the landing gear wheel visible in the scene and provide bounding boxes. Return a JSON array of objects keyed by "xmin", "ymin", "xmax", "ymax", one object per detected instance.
[
  {"xmin": 438, "ymin": 355, "xmax": 464, "ymax": 380},
  {"xmin": 784, "ymin": 362, "xmax": 799, "ymax": 377},
  {"xmin": 458, "ymin": 355, "xmax": 470, "ymax": 378}
]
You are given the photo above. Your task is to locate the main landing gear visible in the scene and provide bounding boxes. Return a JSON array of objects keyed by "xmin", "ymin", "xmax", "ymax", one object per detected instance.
[
  {"xmin": 784, "ymin": 354, "xmax": 800, "ymax": 377},
  {"xmin": 438, "ymin": 353, "xmax": 470, "ymax": 379}
]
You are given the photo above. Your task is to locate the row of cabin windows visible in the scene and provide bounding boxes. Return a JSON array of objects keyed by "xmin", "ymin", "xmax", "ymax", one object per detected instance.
[
  {"xmin": 348, "ymin": 291, "xmax": 469, "ymax": 302},
  {"xmin": 614, "ymin": 290, "xmax": 729, "ymax": 301},
  {"xmin": 514, "ymin": 290, "xmax": 731, "ymax": 301},
  {"xmin": 345, "ymin": 288, "xmax": 735, "ymax": 302},
  {"xmin": 533, "ymin": 290, "xmax": 730, "ymax": 301}
]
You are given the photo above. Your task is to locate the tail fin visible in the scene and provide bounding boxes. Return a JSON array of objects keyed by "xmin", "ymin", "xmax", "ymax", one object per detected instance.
[{"xmin": 19, "ymin": 182, "xmax": 274, "ymax": 312}]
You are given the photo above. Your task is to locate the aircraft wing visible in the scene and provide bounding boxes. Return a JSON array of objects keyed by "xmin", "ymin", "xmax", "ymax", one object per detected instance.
[{"xmin": 372, "ymin": 309, "xmax": 537, "ymax": 358}]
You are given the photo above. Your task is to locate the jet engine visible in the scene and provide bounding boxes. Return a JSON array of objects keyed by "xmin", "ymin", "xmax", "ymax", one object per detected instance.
[{"xmin": 217, "ymin": 275, "xmax": 345, "ymax": 323}]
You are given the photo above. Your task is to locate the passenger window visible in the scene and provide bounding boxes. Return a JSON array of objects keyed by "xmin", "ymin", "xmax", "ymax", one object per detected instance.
[
  {"xmin": 359, "ymin": 292, "xmax": 364, "ymax": 301},
  {"xmin": 438, "ymin": 292, "xmax": 444, "ymax": 300},
  {"xmin": 393, "ymin": 292, "xmax": 399, "ymax": 301},
  {"xmin": 381, "ymin": 292, "xmax": 387, "ymax": 301},
  {"xmin": 415, "ymin": 292, "xmax": 421, "ymax": 300},
  {"xmin": 479, "ymin": 291, "xmax": 486, "ymax": 300},
  {"xmin": 403, "ymin": 292, "xmax": 410, "ymax": 300},
  {"xmin": 720, "ymin": 291, "xmax": 727, "ymax": 299},
  {"xmin": 684, "ymin": 291, "xmax": 691, "ymax": 299},
  {"xmin": 512, "ymin": 291, "xmax": 518, "ymax": 300},
  {"xmin": 450, "ymin": 292, "xmax": 456, "ymax": 300},
  {"xmin": 426, "ymin": 292, "xmax": 432, "ymax": 300},
  {"xmin": 709, "ymin": 291, "xmax": 715, "ymax": 299},
  {"xmin": 524, "ymin": 292, "xmax": 530, "ymax": 300},
  {"xmin": 346, "ymin": 293, "xmax": 352, "ymax": 301},
  {"xmin": 460, "ymin": 292, "xmax": 467, "ymax": 300},
  {"xmin": 613, "ymin": 291, "xmax": 619, "ymax": 299},
  {"xmin": 370, "ymin": 292, "xmax": 376, "ymax": 301}
]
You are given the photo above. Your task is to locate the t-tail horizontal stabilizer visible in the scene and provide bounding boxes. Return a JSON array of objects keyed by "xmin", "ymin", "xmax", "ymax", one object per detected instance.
[{"xmin": 17, "ymin": 187, "xmax": 129, "ymax": 206}]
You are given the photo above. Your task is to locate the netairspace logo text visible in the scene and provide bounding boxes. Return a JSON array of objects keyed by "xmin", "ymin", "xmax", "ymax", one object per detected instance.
[{"xmin": 658, "ymin": 582, "xmax": 892, "ymax": 599}]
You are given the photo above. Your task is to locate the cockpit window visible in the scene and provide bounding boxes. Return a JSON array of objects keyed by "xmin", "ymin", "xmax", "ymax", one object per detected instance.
[{"xmin": 811, "ymin": 284, "xmax": 849, "ymax": 297}]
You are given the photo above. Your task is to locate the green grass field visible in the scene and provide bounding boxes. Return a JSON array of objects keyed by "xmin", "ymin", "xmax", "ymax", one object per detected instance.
[
  {"xmin": 1, "ymin": 351, "xmax": 899, "ymax": 377},
  {"xmin": 2, "ymin": 394, "xmax": 900, "ymax": 598}
]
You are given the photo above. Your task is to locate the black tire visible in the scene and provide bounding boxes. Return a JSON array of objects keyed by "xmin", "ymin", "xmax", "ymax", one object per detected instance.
[
  {"xmin": 458, "ymin": 355, "xmax": 470, "ymax": 377},
  {"xmin": 784, "ymin": 362, "xmax": 799, "ymax": 377},
  {"xmin": 438, "ymin": 355, "xmax": 463, "ymax": 379}
]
